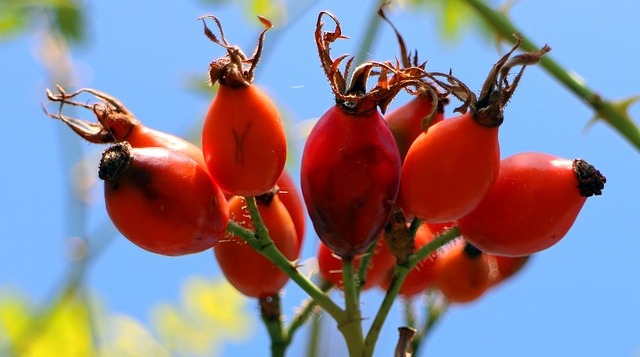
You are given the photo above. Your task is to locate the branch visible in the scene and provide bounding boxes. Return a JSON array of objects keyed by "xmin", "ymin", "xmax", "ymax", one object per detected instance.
[{"xmin": 462, "ymin": 0, "xmax": 640, "ymax": 152}]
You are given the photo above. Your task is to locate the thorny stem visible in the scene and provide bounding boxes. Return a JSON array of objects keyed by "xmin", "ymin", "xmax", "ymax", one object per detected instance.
[
  {"xmin": 284, "ymin": 280, "xmax": 333, "ymax": 346},
  {"xmin": 226, "ymin": 206, "xmax": 344, "ymax": 322},
  {"xmin": 463, "ymin": 0, "xmax": 640, "ymax": 151},
  {"xmin": 356, "ymin": 235, "xmax": 379, "ymax": 294},
  {"xmin": 259, "ymin": 294, "xmax": 286, "ymax": 357},
  {"xmin": 353, "ymin": 0, "xmax": 388, "ymax": 67},
  {"xmin": 411, "ymin": 292, "xmax": 448, "ymax": 356},
  {"xmin": 340, "ymin": 257, "xmax": 365, "ymax": 356},
  {"xmin": 363, "ymin": 226, "xmax": 460, "ymax": 357}
]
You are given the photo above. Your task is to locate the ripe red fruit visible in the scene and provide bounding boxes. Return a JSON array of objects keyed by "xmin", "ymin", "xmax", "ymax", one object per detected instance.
[
  {"xmin": 317, "ymin": 237, "xmax": 395, "ymax": 291},
  {"xmin": 385, "ymin": 89, "xmax": 445, "ymax": 161},
  {"xmin": 301, "ymin": 106, "xmax": 402, "ymax": 258},
  {"xmin": 400, "ymin": 39, "xmax": 550, "ymax": 223},
  {"xmin": 215, "ymin": 195, "xmax": 299, "ymax": 298},
  {"xmin": 433, "ymin": 240, "xmax": 490, "ymax": 303},
  {"xmin": 301, "ymin": 12, "xmax": 429, "ymax": 259},
  {"xmin": 98, "ymin": 142, "xmax": 229, "ymax": 256},
  {"xmin": 400, "ymin": 111, "xmax": 500, "ymax": 223},
  {"xmin": 458, "ymin": 152, "xmax": 606, "ymax": 256},
  {"xmin": 488, "ymin": 255, "xmax": 530, "ymax": 287},
  {"xmin": 199, "ymin": 16, "xmax": 287, "ymax": 197}
]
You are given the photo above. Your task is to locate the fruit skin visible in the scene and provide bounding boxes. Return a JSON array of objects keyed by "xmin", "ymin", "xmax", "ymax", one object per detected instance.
[
  {"xmin": 202, "ymin": 84, "xmax": 287, "ymax": 197},
  {"xmin": 458, "ymin": 152, "xmax": 605, "ymax": 257},
  {"xmin": 385, "ymin": 94, "xmax": 444, "ymax": 161},
  {"xmin": 433, "ymin": 240, "xmax": 490, "ymax": 303},
  {"xmin": 488, "ymin": 255, "xmax": 530, "ymax": 287},
  {"xmin": 276, "ymin": 170, "xmax": 306, "ymax": 253},
  {"xmin": 400, "ymin": 111, "xmax": 500, "ymax": 223},
  {"xmin": 317, "ymin": 237, "xmax": 395, "ymax": 291},
  {"xmin": 125, "ymin": 125, "xmax": 207, "ymax": 168},
  {"xmin": 99, "ymin": 143, "xmax": 229, "ymax": 256},
  {"xmin": 379, "ymin": 223, "xmax": 438, "ymax": 297},
  {"xmin": 301, "ymin": 105, "xmax": 402, "ymax": 258},
  {"xmin": 215, "ymin": 195, "xmax": 299, "ymax": 298}
]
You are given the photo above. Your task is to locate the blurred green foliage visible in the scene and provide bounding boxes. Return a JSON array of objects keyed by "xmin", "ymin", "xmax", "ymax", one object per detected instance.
[
  {"xmin": 0, "ymin": 0, "xmax": 85, "ymax": 43},
  {"xmin": 0, "ymin": 277, "xmax": 252, "ymax": 356}
]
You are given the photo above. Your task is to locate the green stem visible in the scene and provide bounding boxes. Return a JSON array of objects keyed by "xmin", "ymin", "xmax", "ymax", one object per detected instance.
[
  {"xmin": 340, "ymin": 257, "xmax": 365, "ymax": 356},
  {"xmin": 356, "ymin": 237, "xmax": 378, "ymax": 294},
  {"xmin": 259, "ymin": 294, "xmax": 286, "ymax": 357},
  {"xmin": 284, "ymin": 280, "xmax": 333, "ymax": 345},
  {"xmin": 463, "ymin": 0, "xmax": 640, "ymax": 152},
  {"xmin": 408, "ymin": 218, "xmax": 423, "ymax": 238},
  {"xmin": 226, "ymin": 220, "xmax": 344, "ymax": 322},
  {"xmin": 354, "ymin": 0, "xmax": 387, "ymax": 66},
  {"xmin": 306, "ymin": 309, "xmax": 323, "ymax": 357},
  {"xmin": 412, "ymin": 291, "xmax": 448, "ymax": 355},
  {"xmin": 362, "ymin": 227, "xmax": 460, "ymax": 357},
  {"xmin": 402, "ymin": 297, "xmax": 417, "ymax": 329}
]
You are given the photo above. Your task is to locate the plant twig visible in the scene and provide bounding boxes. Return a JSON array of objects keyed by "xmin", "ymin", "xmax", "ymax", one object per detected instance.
[
  {"xmin": 226, "ymin": 219, "xmax": 344, "ymax": 322},
  {"xmin": 463, "ymin": 0, "xmax": 640, "ymax": 152},
  {"xmin": 412, "ymin": 291, "xmax": 448, "ymax": 355},
  {"xmin": 340, "ymin": 257, "xmax": 365, "ymax": 356},
  {"xmin": 363, "ymin": 227, "xmax": 460, "ymax": 357},
  {"xmin": 284, "ymin": 280, "xmax": 333, "ymax": 345},
  {"xmin": 260, "ymin": 294, "xmax": 286, "ymax": 357}
]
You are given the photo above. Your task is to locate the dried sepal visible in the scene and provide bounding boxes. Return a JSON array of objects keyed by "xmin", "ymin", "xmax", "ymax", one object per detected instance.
[
  {"xmin": 475, "ymin": 34, "xmax": 551, "ymax": 127},
  {"xmin": 44, "ymin": 85, "xmax": 138, "ymax": 144},
  {"xmin": 198, "ymin": 14, "xmax": 273, "ymax": 88},
  {"xmin": 424, "ymin": 71, "xmax": 476, "ymax": 114},
  {"xmin": 315, "ymin": 11, "xmax": 430, "ymax": 115}
]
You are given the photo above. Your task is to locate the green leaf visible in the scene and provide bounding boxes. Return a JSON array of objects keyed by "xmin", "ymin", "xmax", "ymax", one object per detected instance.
[
  {"xmin": 150, "ymin": 276, "xmax": 254, "ymax": 356},
  {"xmin": 52, "ymin": 1, "xmax": 85, "ymax": 43},
  {"xmin": 403, "ymin": 0, "xmax": 486, "ymax": 41},
  {"xmin": 244, "ymin": 0, "xmax": 286, "ymax": 24},
  {"xmin": 0, "ymin": 1, "xmax": 30, "ymax": 40},
  {"xmin": 97, "ymin": 315, "xmax": 170, "ymax": 357},
  {"xmin": 0, "ymin": 290, "xmax": 95, "ymax": 357}
]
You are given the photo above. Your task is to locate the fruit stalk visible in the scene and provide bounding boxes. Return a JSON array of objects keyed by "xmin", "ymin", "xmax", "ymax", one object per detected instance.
[
  {"xmin": 226, "ymin": 216, "xmax": 344, "ymax": 321},
  {"xmin": 340, "ymin": 257, "xmax": 365, "ymax": 356},
  {"xmin": 363, "ymin": 226, "xmax": 460, "ymax": 356}
]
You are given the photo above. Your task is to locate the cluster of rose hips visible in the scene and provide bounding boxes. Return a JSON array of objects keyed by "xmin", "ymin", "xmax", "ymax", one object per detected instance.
[{"xmin": 44, "ymin": 10, "xmax": 606, "ymax": 353}]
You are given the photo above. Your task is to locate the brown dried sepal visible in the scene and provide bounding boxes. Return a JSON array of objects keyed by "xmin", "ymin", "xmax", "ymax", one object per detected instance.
[
  {"xmin": 573, "ymin": 159, "xmax": 606, "ymax": 197},
  {"xmin": 44, "ymin": 85, "xmax": 139, "ymax": 144},
  {"xmin": 383, "ymin": 207, "xmax": 414, "ymax": 265},
  {"xmin": 199, "ymin": 15, "xmax": 272, "ymax": 88},
  {"xmin": 377, "ymin": 9, "xmax": 453, "ymax": 130},
  {"xmin": 315, "ymin": 11, "xmax": 435, "ymax": 115},
  {"xmin": 475, "ymin": 35, "xmax": 552, "ymax": 127}
]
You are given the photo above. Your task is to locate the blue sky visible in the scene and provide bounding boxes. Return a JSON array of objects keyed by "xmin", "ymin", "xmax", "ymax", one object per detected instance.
[{"xmin": 1, "ymin": 0, "xmax": 639, "ymax": 356}]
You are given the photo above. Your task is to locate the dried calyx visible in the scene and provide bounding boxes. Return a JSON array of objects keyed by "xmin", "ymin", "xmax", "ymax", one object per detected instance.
[
  {"xmin": 315, "ymin": 11, "xmax": 433, "ymax": 115},
  {"xmin": 383, "ymin": 207, "xmax": 414, "ymax": 265},
  {"xmin": 474, "ymin": 36, "xmax": 552, "ymax": 127},
  {"xmin": 98, "ymin": 142, "xmax": 134, "ymax": 184},
  {"xmin": 573, "ymin": 159, "xmax": 606, "ymax": 197},
  {"xmin": 199, "ymin": 14, "xmax": 272, "ymax": 88},
  {"xmin": 44, "ymin": 85, "xmax": 138, "ymax": 143},
  {"xmin": 378, "ymin": 8, "xmax": 449, "ymax": 130}
]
